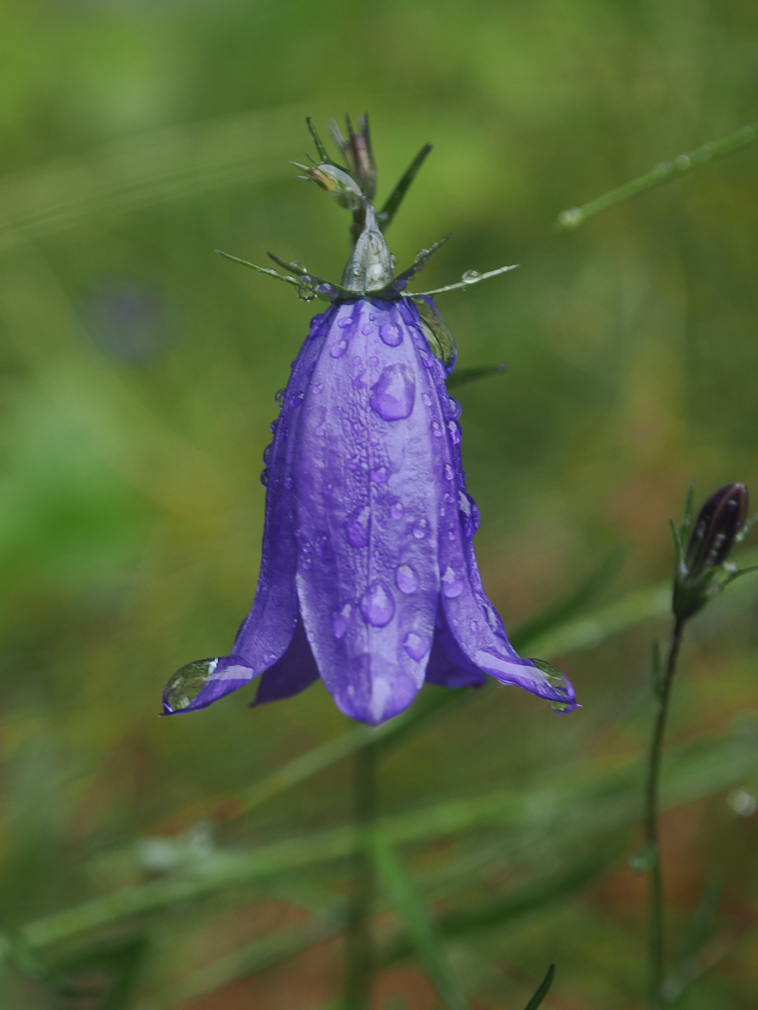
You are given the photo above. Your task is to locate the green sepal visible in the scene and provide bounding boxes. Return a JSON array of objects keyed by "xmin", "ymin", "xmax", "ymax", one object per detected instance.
[{"xmin": 413, "ymin": 298, "xmax": 457, "ymax": 370}]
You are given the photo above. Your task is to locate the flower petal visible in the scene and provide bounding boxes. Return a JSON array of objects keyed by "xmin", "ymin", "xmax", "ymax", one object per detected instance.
[
  {"xmin": 295, "ymin": 299, "xmax": 444, "ymax": 724},
  {"xmin": 425, "ymin": 602, "xmax": 487, "ymax": 688},
  {"xmin": 252, "ymin": 615, "xmax": 320, "ymax": 706}
]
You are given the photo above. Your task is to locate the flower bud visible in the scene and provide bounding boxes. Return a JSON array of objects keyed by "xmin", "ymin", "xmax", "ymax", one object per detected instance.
[
  {"xmin": 685, "ymin": 482, "xmax": 748, "ymax": 576},
  {"xmin": 673, "ymin": 482, "xmax": 749, "ymax": 622}
]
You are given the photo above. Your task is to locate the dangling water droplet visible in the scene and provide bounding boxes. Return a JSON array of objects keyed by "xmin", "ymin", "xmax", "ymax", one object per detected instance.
[
  {"xmin": 462, "ymin": 269, "xmax": 480, "ymax": 283},
  {"xmin": 395, "ymin": 564, "xmax": 419, "ymax": 594},
  {"xmin": 371, "ymin": 466, "xmax": 389, "ymax": 483},
  {"xmin": 332, "ymin": 603, "xmax": 353, "ymax": 639},
  {"xmin": 369, "ymin": 364, "xmax": 416, "ymax": 421},
  {"xmin": 444, "ymin": 464, "xmax": 454, "ymax": 481},
  {"xmin": 441, "ymin": 566, "xmax": 464, "ymax": 598},
  {"xmin": 331, "ymin": 339, "xmax": 348, "ymax": 358},
  {"xmin": 380, "ymin": 322, "xmax": 403, "ymax": 347},
  {"xmin": 262, "ymin": 444, "xmax": 272, "ymax": 465},
  {"xmin": 447, "ymin": 397, "xmax": 462, "ymax": 419},
  {"xmin": 360, "ymin": 582, "xmax": 395, "ymax": 627},
  {"xmin": 164, "ymin": 658, "xmax": 218, "ymax": 711},
  {"xmin": 390, "ymin": 501, "xmax": 405, "ymax": 520},
  {"xmin": 260, "ymin": 469, "xmax": 269, "ymax": 487},
  {"xmin": 346, "ymin": 506, "xmax": 371, "ymax": 547},
  {"xmin": 274, "ymin": 388, "xmax": 285, "ymax": 408},
  {"xmin": 269, "ymin": 418, "xmax": 279, "ymax": 435},
  {"xmin": 530, "ymin": 658, "xmax": 569, "ymax": 691},
  {"xmin": 403, "ymin": 631, "xmax": 430, "ymax": 661},
  {"xmin": 412, "ymin": 520, "xmax": 428, "ymax": 539}
]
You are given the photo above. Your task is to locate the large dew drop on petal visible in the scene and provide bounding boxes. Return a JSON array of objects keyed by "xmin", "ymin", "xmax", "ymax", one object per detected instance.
[
  {"xmin": 369, "ymin": 363, "xmax": 416, "ymax": 421},
  {"xmin": 164, "ymin": 658, "xmax": 218, "ymax": 711}
]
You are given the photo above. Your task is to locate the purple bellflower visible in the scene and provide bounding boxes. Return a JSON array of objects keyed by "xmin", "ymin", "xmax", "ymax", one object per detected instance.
[{"xmin": 163, "ymin": 116, "xmax": 577, "ymax": 725}]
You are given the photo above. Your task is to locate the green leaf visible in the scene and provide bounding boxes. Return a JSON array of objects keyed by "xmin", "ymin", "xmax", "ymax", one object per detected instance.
[
  {"xmin": 445, "ymin": 362, "xmax": 507, "ymax": 391},
  {"xmin": 377, "ymin": 142, "xmax": 433, "ymax": 231},
  {"xmin": 371, "ymin": 834, "xmax": 469, "ymax": 1010},
  {"xmin": 523, "ymin": 964, "xmax": 555, "ymax": 1010}
]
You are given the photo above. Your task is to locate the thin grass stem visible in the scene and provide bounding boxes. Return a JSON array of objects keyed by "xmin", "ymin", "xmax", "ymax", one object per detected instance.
[{"xmin": 644, "ymin": 618, "xmax": 685, "ymax": 1008}]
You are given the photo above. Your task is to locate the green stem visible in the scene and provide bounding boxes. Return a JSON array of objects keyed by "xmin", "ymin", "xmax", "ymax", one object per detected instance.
[
  {"xmin": 644, "ymin": 618, "xmax": 685, "ymax": 1008},
  {"xmin": 343, "ymin": 743, "xmax": 377, "ymax": 1010}
]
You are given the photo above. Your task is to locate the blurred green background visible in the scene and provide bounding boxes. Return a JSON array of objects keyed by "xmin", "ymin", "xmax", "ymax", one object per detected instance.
[{"xmin": 1, "ymin": 0, "xmax": 758, "ymax": 1007}]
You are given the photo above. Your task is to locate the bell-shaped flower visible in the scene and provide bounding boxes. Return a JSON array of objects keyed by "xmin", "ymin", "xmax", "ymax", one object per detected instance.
[{"xmin": 163, "ymin": 117, "xmax": 577, "ymax": 725}]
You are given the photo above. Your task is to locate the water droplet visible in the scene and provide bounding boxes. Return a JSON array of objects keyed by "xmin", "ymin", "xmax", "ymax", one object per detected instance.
[
  {"xmin": 324, "ymin": 483, "xmax": 334, "ymax": 496},
  {"xmin": 262, "ymin": 444, "xmax": 272, "ymax": 465},
  {"xmin": 260, "ymin": 469, "xmax": 269, "ymax": 487},
  {"xmin": 390, "ymin": 501, "xmax": 405, "ymax": 520},
  {"xmin": 432, "ymin": 421, "xmax": 443, "ymax": 437},
  {"xmin": 285, "ymin": 475, "xmax": 293, "ymax": 489},
  {"xmin": 274, "ymin": 388, "xmax": 285, "ymax": 408},
  {"xmin": 368, "ymin": 355, "xmax": 378, "ymax": 367},
  {"xmin": 269, "ymin": 418, "xmax": 279, "ymax": 435},
  {"xmin": 440, "ymin": 506, "xmax": 446, "ymax": 516},
  {"xmin": 395, "ymin": 564, "xmax": 419, "ymax": 594},
  {"xmin": 412, "ymin": 520, "xmax": 428, "ymax": 539},
  {"xmin": 448, "ymin": 421, "xmax": 462, "ymax": 444},
  {"xmin": 462, "ymin": 269, "xmax": 480, "ymax": 283},
  {"xmin": 360, "ymin": 582, "xmax": 395, "ymax": 627},
  {"xmin": 331, "ymin": 339, "xmax": 348, "ymax": 358},
  {"xmin": 403, "ymin": 631, "xmax": 430, "ymax": 661},
  {"xmin": 332, "ymin": 603, "xmax": 353, "ymax": 639},
  {"xmin": 290, "ymin": 391, "xmax": 304, "ymax": 408},
  {"xmin": 315, "ymin": 424, "xmax": 326, "ymax": 437},
  {"xmin": 369, "ymin": 312, "xmax": 376, "ymax": 321},
  {"xmin": 300, "ymin": 556, "xmax": 312, "ymax": 570},
  {"xmin": 165, "ymin": 658, "xmax": 217, "ymax": 711},
  {"xmin": 380, "ymin": 322, "xmax": 403, "ymax": 346},
  {"xmin": 422, "ymin": 393, "xmax": 432, "ymax": 406},
  {"xmin": 447, "ymin": 397, "xmax": 462, "ymax": 419},
  {"xmin": 346, "ymin": 506, "xmax": 371, "ymax": 547},
  {"xmin": 371, "ymin": 466, "xmax": 389, "ymax": 483},
  {"xmin": 530, "ymin": 659, "xmax": 571, "ymax": 700},
  {"xmin": 348, "ymin": 455, "xmax": 361, "ymax": 471},
  {"xmin": 444, "ymin": 464, "xmax": 454, "ymax": 481},
  {"xmin": 362, "ymin": 323, "xmax": 373, "ymax": 336},
  {"xmin": 338, "ymin": 317, "xmax": 352, "ymax": 329},
  {"xmin": 447, "ymin": 530, "xmax": 455, "ymax": 541},
  {"xmin": 313, "ymin": 383, "xmax": 324, "ymax": 394},
  {"xmin": 369, "ymin": 364, "xmax": 416, "ymax": 421},
  {"xmin": 441, "ymin": 566, "xmax": 464, "ymax": 598},
  {"xmin": 353, "ymin": 355, "xmax": 362, "ymax": 367},
  {"xmin": 469, "ymin": 620, "xmax": 478, "ymax": 633}
]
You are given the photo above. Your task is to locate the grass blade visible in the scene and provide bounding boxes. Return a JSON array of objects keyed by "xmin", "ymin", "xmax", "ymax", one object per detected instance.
[
  {"xmin": 555, "ymin": 122, "xmax": 758, "ymax": 230},
  {"xmin": 523, "ymin": 963, "xmax": 555, "ymax": 1010},
  {"xmin": 372, "ymin": 835, "xmax": 468, "ymax": 1010}
]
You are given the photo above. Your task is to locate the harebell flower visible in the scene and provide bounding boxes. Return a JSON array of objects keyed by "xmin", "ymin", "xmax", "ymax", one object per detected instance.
[{"xmin": 163, "ymin": 116, "xmax": 577, "ymax": 726}]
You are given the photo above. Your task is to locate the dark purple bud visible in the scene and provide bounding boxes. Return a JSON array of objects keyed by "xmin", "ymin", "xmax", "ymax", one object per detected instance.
[
  {"xmin": 674, "ymin": 482, "xmax": 750, "ymax": 622},
  {"xmin": 685, "ymin": 483, "xmax": 747, "ymax": 575}
]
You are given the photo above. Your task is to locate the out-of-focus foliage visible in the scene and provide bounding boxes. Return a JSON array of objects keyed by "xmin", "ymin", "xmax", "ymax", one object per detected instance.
[{"xmin": 0, "ymin": 0, "xmax": 758, "ymax": 1007}]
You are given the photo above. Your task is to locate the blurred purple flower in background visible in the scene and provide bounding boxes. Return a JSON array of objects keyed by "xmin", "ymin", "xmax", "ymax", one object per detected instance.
[{"xmin": 163, "ymin": 295, "xmax": 576, "ymax": 724}]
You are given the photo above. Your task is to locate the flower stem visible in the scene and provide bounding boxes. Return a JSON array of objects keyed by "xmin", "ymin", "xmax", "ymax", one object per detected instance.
[
  {"xmin": 343, "ymin": 742, "xmax": 377, "ymax": 1010},
  {"xmin": 644, "ymin": 617, "xmax": 685, "ymax": 1008}
]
